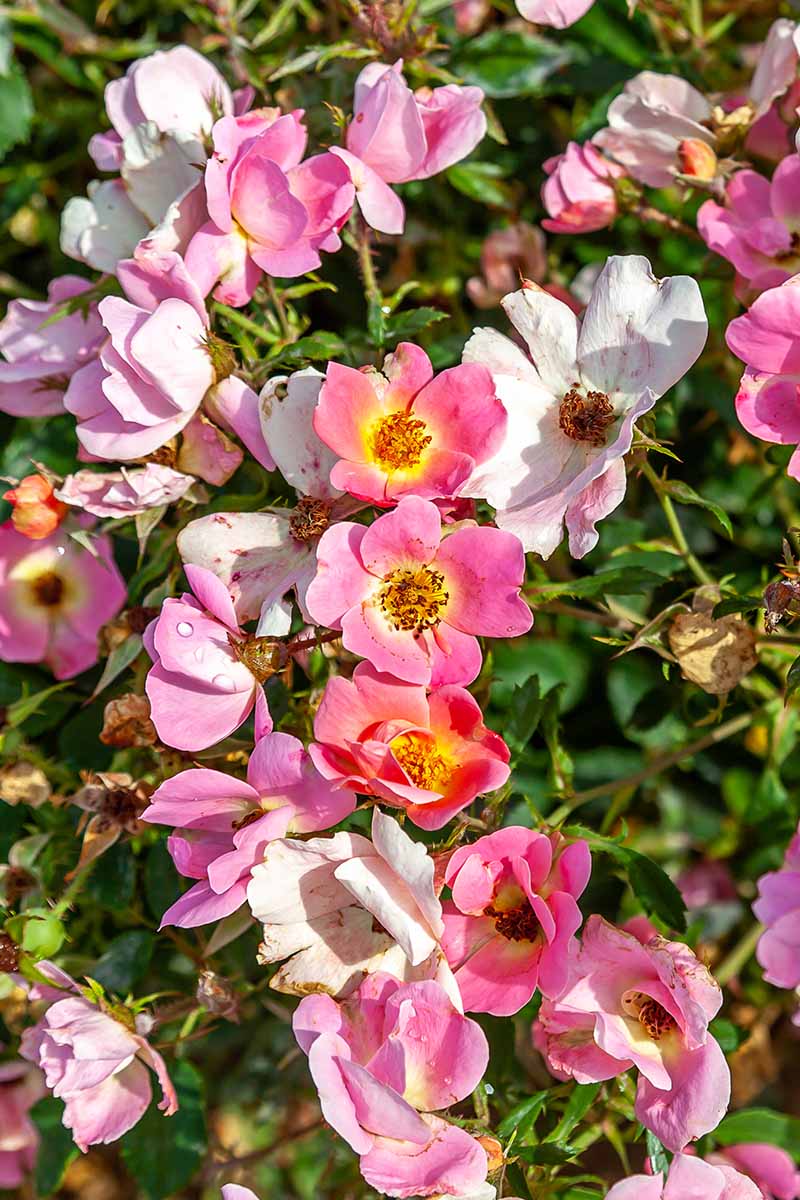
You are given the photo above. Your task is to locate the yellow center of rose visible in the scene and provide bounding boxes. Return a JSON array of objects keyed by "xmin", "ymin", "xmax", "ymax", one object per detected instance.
[
  {"xmin": 391, "ymin": 731, "xmax": 452, "ymax": 792},
  {"xmin": 378, "ymin": 566, "xmax": 449, "ymax": 633},
  {"xmin": 559, "ymin": 386, "xmax": 615, "ymax": 447},
  {"xmin": 622, "ymin": 990, "xmax": 677, "ymax": 1041},
  {"xmin": 369, "ymin": 411, "xmax": 432, "ymax": 472}
]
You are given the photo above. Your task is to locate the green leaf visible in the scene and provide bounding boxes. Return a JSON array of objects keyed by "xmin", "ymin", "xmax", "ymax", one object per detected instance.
[
  {"xmin": 144, "ymin": 838, "xmax": 182, "ymax": 925},
  {"xmin": 515, "ymin": 1143, "xmax": 578, "ymax": 1165},
  {"xmin": 645, "ymin": 1130, "xmax": 670, "ymax": 1177},
  {"xmin": 505, "ymin": 676, "xmax": 544, "ymax": 766},
  {"xmin": 623, "ymin": 848, "xmax": 687, "ymax": 932},
  {"xmin": 497, "ymin": 1091, "xmax": 550, "ymax": 1141},
  {"xmin": 0, "ymin": 61, "xmax": 34, "ymax": 162},
  {"xmin": 712, "ymin": 596, "xmax": 762, "ymax": 619},
  {"xmin": 93, "ymin": 931, "xmax": 155, "ymax": 994},
  {"xmin": 709, "ymin": 1018, "xmax": 746, "ymax": 1054},
  {"xmin": 88, "ymin": 633, "xmax": 143, "ymax": 701},
  {"xmin": 273, "ymin": 331, "xmax": 346, "ymax": 367},
  {"xmin": 5, "ymin": 682, "xmax": 73, "ymax": 729},
  {"xmin": 527, "ymin": 566, "xmax": 665, "ymax": 601},
  {"xmin": 714, "ymin": 1108, "xmax": 800, "ymax": 1155},
  {"xmin": 546, "ymin": 1083, "xmax": 601, "ymax": 1144},
  {"xmin": 787, "ymin": 655, "xmax": 800, "ymax": 702},
  {"xmin": 454, "ymin": 30, "xmax": 577, "ymax": 99},
  {"xmin": 85, "ymin": 842, "xmax": 136, "ymax": 911},
  {"xmin": 571, "ymin": 4, "xmax": 649, "ymax": 66},
  {"xmin": 30, "ymin": 1097, "xmax": 79, "ymax": 1195},
  {"xmin": 384, "ymin": 307, "xmax": 449, "ymax": 344},
  {"xmin": 446, "ymin": 161, "xmax": 514, "ymax": 208},
  {"xmin": 661, "ymin": 479, "xmax": 733, "ymax": 539},
  {"xmin": 121, "ymin": 1060, "xmax": 207, "ymax": 1199}
]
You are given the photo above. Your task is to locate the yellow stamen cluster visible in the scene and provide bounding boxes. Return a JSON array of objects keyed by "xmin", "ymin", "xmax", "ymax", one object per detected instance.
[
  {"xmin": 370, "ymin": 411, "xmax": 432, "ymax": 472},
  {"xmin": 391, "ymin": 732, "xmax": 452, "ymax": 792},
  {"xmin": 379, "ymin": 566, "xmax": 449, "ymax": 634}
]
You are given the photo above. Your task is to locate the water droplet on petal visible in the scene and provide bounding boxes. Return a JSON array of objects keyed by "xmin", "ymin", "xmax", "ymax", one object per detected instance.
[
  {"xmin": 212, "ymin": 673, "xmax": 236, "ymax": 693},
  {"xmin": 56, "ymin": 545, "xmax": 66, "ymax": 556},
  {"xmin": 176, "ymin": 621, "xmax": 193, "ymax": 637}
]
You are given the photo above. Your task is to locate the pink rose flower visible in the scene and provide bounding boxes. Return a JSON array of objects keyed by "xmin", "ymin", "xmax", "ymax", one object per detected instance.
[
  {"xmin": 142, "ymin": 730, "xmax": 353, "ymax": 927},
  {"xmin": 542, "ymin": 142, "xmax": 625, "ymax": 233},
  {"xmin": 64, "ymin": 248, "xmax": 215, "ymax": 462},
  {"xmin": 330, "ymin": 62, "xmax": 486, "ymax": 235},
  {"xmin": 309, "ymin": 662, "xmax": 510, "ymax": 830},
  {"xmin": 698, "ymin": 157, "xmax": 800, "ymax": 297},
  {"xmin": 514, "ymin": 0, "xmax": 594, "ymax": 28},
  {"xmin": 56, "ymin": 463, "xmax": 195, "ymax": 518},
  {"xmin": 466, "ymin": 221, "xmax": 547, "ymax": 309},
  {"xmin": 144, "ymin": 563, "xmax": 274, "ymax": 752},
  {"xmin": 440, "ymin": 827, "xmax": 591, "ymax": 1015},
  {"xmin": 594, "ymin": 73, "xmax": 714, "ymax": 188},
  {"xmin": 753, "ymin": 822, "xmax": 800, "ymax": 992},
  {"xmin": 313, "ymin": 343, "xmax": 506, "ymax": 506},
  {"xmin": 19, "ymin": 963, "xmax": 177, "ymax": 1152},
  {"xmin": 708, "ymin": 1144, "xmax": 800, "ymax": 1200},
  {"xmin": 606, "ymin": 1152, "xmax": 761, "ymax": 1200},
  {"xmin": 0, "ymin": 276, "xmax": 105, "ymax": 418},
  {"xmin": 747, "ymin": 19, "xmax": 800, "ymax": 123},
  {"xmin": 222, "ymin": 1188, "xmax": 260, "ymax": 1200},
  {"xmin": 726, "ymin": 275, "xmax": 800, "ymax": 480},
  {"xmin": 677, "ymin": 859, "xmax": 738, "ymax": 908},
  {"xmin": 534, "ymin": 916, "xmax": 730, "ymax": 1151},
  {"xmin": 0, "ymin": 1059, "xmax": 43, "ymax": 1189},
  {"xmin": 293, "ymin": 973, "xmax": 489, "ymax": 1197},
  {"xmin": 305, "ymin": 495, "xmax": 532, "ymax": 686},
  {"xmin": 0, "ymin": 520, "xmax": 125, "ymax": 680},
  {"xmin": 248, "ymin": 808, "xmax": 454, "ymax": 998},
  {"xmin": 185, "ymin": 110, "xmax": 354, "ymax": 306},
  {"xmin": 461, "ymin": 255, "xmax": 707, "ymax": 558}
]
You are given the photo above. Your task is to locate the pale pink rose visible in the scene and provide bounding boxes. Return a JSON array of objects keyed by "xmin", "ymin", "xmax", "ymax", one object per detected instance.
[
  {"xmin": 677, "ymin": 859, "xmax": 738, "ymax": 908},
  {"xmin": 461, "ymin": 255, "xmax": 707, "ymax": 558},
  {"xmin": 606, "ymin": 1153, "xmax": 762, "ymax": 1200},
  {"xmin": 515, "ymin": 0, "xmax": 594, "ymax": 27},
  {"xmin": 440, "ymin": 827, "xmax": 591, "ymax": 1015},
  {"xmin": 247, "ymin": 808, "xmax": 454, "ymax": 998},
  {"xmin": 305, "ymin": 495, "xmax": 532, "ymax": 686},
  {"xmin": 330, "ymin": 62, "xmax": 485, "ymax": 235},
  {"xmin": 594, "ymin": 73, "xmax": 714, "ymax": 188},
  {"xmin": 176, "ymin": 412, "xmax": 243, "ymax": 485},
  {"xmin": 222, "ymin": 1188, "xmax": 260, "ymax": 1200},
  {"xmin": 144, "ymin": 563, "xmax": 272, "ymax": 752},
  {"xmin": 0, "ymin": 521, "xmax": 125, "ymax": 680},
  {"xmin": 726, "ymin": 275, "xmax": 800, "ymax": 480},
  {"xmin": 19, "ymin": 963, "xmax": 177, "ymax": 1152},
  {"xmin": 0, "ymin": 276, "xmax": 105, "ymax": 419},
  {"xmin": 542, "ymin": 142, "xmax": 625, "ymax": 234},
  {"xmin": 534, "ymin": 917, "xmax": 730, "ymax": 1151},
  {"xmin": 185, "ymin": 110, "xmax": 354, "ymax": 306},
  {"xmin": 314, "ymin": 343, "xmax": 506, "ymax": 506},
  {"xmin": 64, "ymin": 248, "xmax": 214, "ymax": 462},
  {"xmin": 0, "ymin": 1060, "xmax": 44, "ymax": 1189},
  {"xmin": 748, "ymin": 19, "xmax": 800, "ymax": 122},
  {"xmin": 752, "ymin": 822, "xmax": 800, "ymax": 992},
  {"xmin": 141, "ymin": 730, "xmax": 353, "ymax": 928},
  {"xmin": 56, "ymin": 463, "xmax": 195, "ymax": 518},
  {"xmin": 466, "ymin": 222, "xmax": 547, "ymax": 309},
  {"xmin": 309, "ymin": 662, "xmax": 510, "ymax": 830},
  {"xmin": 293, "ymin": 973, "xmax": 489, "ymax": 1197},
  {"xmin": 698, "ymin": 158, "xmax": 800, "ymax": 297},
  {"xmin": 453, "ymin": 0, "xmax": 490, "ymax": 34},
  {"xmin": 708, "ymin": 1143, "xmax": 800, "ymax": 1200}
]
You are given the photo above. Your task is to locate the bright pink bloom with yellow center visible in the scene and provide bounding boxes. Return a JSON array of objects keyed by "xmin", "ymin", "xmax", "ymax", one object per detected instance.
[
  {"xmin": 293, "ymin": 973, "xmax": 489, "ymax": 1198},
  {"xmin": 0, "ymin": 521, "xmax": 125, "ymax": 680},
  {"xmin": 441, "ymin": 827, "xmax": 591, "ymax": 1015},
  {"xmin": 313, "ymin": 343, "xmax": 506, "ymax": 507},
  {"xmin": 310, "ymin": 662, "xmax": 510, "ymax": 830},
  {"xmin": 305, "ymin": 495, "xmax": 532, "ymax": 686}
]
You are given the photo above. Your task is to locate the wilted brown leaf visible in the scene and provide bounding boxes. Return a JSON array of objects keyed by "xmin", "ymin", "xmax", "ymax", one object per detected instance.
[
  {"xmin": 668, "ymin": 611, "xmax": 757, "ymax": 694},
  {"xmin": 100, "ymin": 693, "xmax": 157, "ymax": 748}
]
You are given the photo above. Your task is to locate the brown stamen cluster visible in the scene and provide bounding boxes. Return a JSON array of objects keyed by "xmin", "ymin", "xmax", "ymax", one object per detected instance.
[
  {"xmin": 486, "ymin": 902, "xmax": 540, "ymax": 943},
  {"xmin": 31, "ymin": 570, "xmax": 65, "ymax": 608},
  {"xmin": 623, "ymin": 990, "xmax": 677, "ymax": 1040},
  {"xmin": 391, "ymin": 734, "xmax": 451, "ymax": 792},
  {"xmin": 290, "ymin": 497, "xmax": 331, "ymax": 543},
  {"xmin": 559, "ymin": 386, "xmax": 615, "ymax": 447},
  {"xmin": 228, "ymin": 634, "xmax": 289, "ymax": 683},
  {"xmin": 370, "ymin": 411, "xmax": 432, "ymax": 472},
  {"xmin": 379, "ymin": 566, "xmax": 449, "ymax": 634}
]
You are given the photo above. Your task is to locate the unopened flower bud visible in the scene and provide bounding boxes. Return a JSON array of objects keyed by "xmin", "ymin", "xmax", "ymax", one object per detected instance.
[
  {"xmin": 677, "ymin": 138, "xmax": 718, "ymax": 182},
  {"xmin": 475, "ymin": 1135, "xmax": 504, "ymax": 1172},
  {"xmin": 3, "ymin": 474, "xmax": 67, "ymax": 540}
]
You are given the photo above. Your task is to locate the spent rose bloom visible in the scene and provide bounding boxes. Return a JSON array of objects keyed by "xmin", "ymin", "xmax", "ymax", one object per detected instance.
[
  {"xmin": 533, "ymin": 916, "xmax": 730, "ymax": 1151},
  {"xmin": 0, "ymin": 521, "xmax": 125, "ymax": 679},
  {"xmin": 708, "ymin": 1144, "xmax": 800, "ymax": 1200},
  {"xmin": 4, "ymin": 476, "xmax": 67, "ymax": 541},
  {"xmin": 19, "ymin": 963, "xmax": 177, "ymax": 1151},
  {"xmin": 467, "ymin": 222, "xmax": 546, "ymax": 309},
  {"xmin": 605, "ymin": 1153, "xmax": 761, "ymax": 1200},
  {"xmin": 0, "ymin": 1059, "xmax": 43, "ymax": 1189},
  {"xmin": 55, "ymin": 463, "xmax": 195, "ymax": 518},
  {"xmin": 440, "ymin": 827, "xmax": 591, "ymax": 1015},
  {"xmin": 725, "ymin": 275, "xmax": 800, "ymax": 480},
  {"xmin": 144, "ymin": 564, "xmax": 276, "ymax": 752},
  {"xmin": 541, "ymin": 142, "xmax": 625, "ymax": 234},
  {"xmin": 248, "ymin": 808, "xmax": 454, "ymax": 998},
  {"xmin": 0, "ymin": 276, "xmax": 105, "ymax": 419},
  {"xmin": 313, "ymin": 343, "xmax": 506, "ymax": 506},
  {"xmin": 142, "ymin": 730, "xmax": 352, "ymax": 927},
  {"xmin": 293, "ymin": 973, "xmax": 489, "ymax": 1198},
  {"xmin": 330, "ymin": 61, "xmax": 486, "ymax": 235},
  {"xmin": 752, "ymin": 822, "xmax": 800, "ymax": 993},
  {"xmin": 461, "ymin": 255, "xmax": 707, "ymax": 558},
  {"xmin": 305, "ymin": 495, "xmax": 532, "ymax": 686},
  {"xmin": 698, "ymin": 158, "xmax": 800, "ymax": 298},
  {"xmin": 64, "ymin": 248, "xmax": 215, "ymax": 462},
  {"xmin": 594, "ymin": 73, "xmax": 715, "ymax": 188},
  {"xmin": 309, "ymin": 662, "xmax": 510, "ymax": 830},
  {"xmin": 186, "ymin": 110, "xmax": 354, "ymax": 306}
]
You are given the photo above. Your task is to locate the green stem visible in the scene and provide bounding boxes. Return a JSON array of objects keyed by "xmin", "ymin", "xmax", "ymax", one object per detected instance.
[
  {"xmin": 52, "ymin": 863, "xmax": 94, "ymax": 919},
  {"xmin": 212, "ymin": 303, "xmax": 278, "ymax": 345},
  {"xmin": 355, "ymin": 213, "xmax": 381, "ymax": 306},
  {"xmin": 716, "ymin": 921, "xmax": 763, "ymax": 986},
  {"xmin": 641, "ymin": 461, "xmax": 713, "ymax": 586},
  {"xmin": 266, "ymin": 276, "xmax": 292, "ymax": 342}
]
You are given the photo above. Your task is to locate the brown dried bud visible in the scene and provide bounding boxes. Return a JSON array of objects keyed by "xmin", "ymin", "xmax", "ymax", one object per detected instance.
[
  {"xmin": 677, "ymin": 138, "xmax": 718, "ymax": 182},
  {"xmin": 0, "ymin": 761, "xmax": 51, "ymax": 808},
  {"xmin": 228, "ymin": 633, "xmax": 289, "ymax": 683},
  {"xmin": 196, "ymin": 970, "xmax": 240, "ymax": 1021},
  {"xmin": 100, "ymin": 693, "xmax": 157, "ymax": 748},
  {"xmin": 0, "ymin": 932, "xmax": 20, "ymax": 973}
]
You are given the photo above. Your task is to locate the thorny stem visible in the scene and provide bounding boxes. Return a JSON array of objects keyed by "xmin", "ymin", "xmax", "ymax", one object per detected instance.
[
  {"xmin": 634, "ymin": 203, "xmax": 702, "ymax": 240},
  {"xmin": 641, "ymin": 461, "xmax": 714, "ymax": 586},
  {"xmin": 716, "ymin": 921, "xmax": 764, "ymax": 986},
  {"xmin": 51, "ymin": 861, "xmax": 94, "ymax": 918}
]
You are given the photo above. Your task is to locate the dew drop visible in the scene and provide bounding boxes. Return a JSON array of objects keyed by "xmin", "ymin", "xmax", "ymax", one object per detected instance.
[
  {"xmin": 212, "ymin": 673, "xmax": 236, "ymax": 692},
  {"xmin": 176, "ymin": 621, "xmax": 193, "ymax": 637}
]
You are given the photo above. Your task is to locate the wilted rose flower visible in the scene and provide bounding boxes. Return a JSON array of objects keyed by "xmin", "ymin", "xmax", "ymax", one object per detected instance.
[{"xmin": 56, "ymin": 464, "xmax": 195, "ymax": 518}]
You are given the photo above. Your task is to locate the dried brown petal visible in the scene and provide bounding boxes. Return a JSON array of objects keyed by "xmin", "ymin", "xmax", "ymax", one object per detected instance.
[
  {"xmin": 100, "ymin": 693, "xmax": 157, "ymax": 748},
  {"xmin": 0, "ymin": 762, "xmax": 51, "ymax": 808},
  {"xmin": 668, "ymin": 612, "xmax": 757, "ymax": 695}
]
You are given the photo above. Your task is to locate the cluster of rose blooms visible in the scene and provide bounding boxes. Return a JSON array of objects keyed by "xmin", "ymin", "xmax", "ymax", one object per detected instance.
[{"xmin": 2, "ymin": 21, "xmax": 800, "ymax": 1200}]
